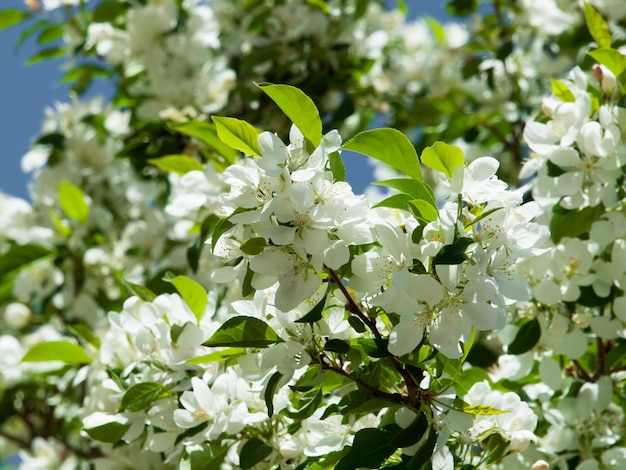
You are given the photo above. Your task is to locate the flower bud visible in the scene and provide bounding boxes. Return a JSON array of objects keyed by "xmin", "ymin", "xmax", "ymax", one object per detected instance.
[
  {"xmin": 530, "ymin": 460, "xmax": 549, "ymax": 470},
  {"xmin": 4, "ymin": 302, "xmax": 32, "ymax": 329}
]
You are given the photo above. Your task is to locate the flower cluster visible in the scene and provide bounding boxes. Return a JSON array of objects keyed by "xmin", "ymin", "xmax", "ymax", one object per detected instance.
[{"xmin": 3, "ymin": 1, "xmax": 626, "ymax": 469}]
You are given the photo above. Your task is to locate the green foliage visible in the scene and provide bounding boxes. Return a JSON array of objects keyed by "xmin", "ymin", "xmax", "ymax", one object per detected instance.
[
  {"xmin": 26, "ymin": 46, "xmax": 65, "ymax": 65},
  {"xmin": 0, "ymin": 8, "xmax": 30, "ymax": 32},
  {"xmin": 295, "ymin": 286, "xmax": 329, "ymax": 323},
  {"xmin": 551, "ymin": 79, "xmax": 576, "ymax": 102},
  {"xmin": 257, "ymin": 82, "xmax": 323, "ymax": 147},
  {"xmin": 433, "ymin": 237, "xmax": 474, "ymax": 266},
  {"xmin": 120, "ymin": 279, "xmax": 157, "ymax": 302},
  {"xmin": 550, "ymin": 204, "xmax": 604, "ymax": 243},
  {"xmin": 587, "ymin": 48, "xmax": 626, "ymax": 78},
  {"xmin": 239, "ymin": 438, "xmax": 273, "ymax": 469},
  {"xmin": 203, "ymin": 316, "xmax": 283, "ymax": 348},
  {"xmin": 187, "ymin": 348, "xmax": 247, "ymax": 365},
  {"xmin": 239, "ymin": 237, "xmax": 267, "ymax": 255},
  {"xmin": 584, "ymin": 3, "xmax": 611, "ymax": 49},
  {"xmin": 420, "ymin": 141, "xmax": 464, "ymax": 179},
  {"xmin": 118, "ymin": 382, "xmax": 169, "ymax": 412},
  {"xmin": 343, "ymin": 128, "xmax": 423, "ymax": 182},
  {"xmin": 170, "ymin": 120, "xmax": 239, "ymax": 166},
  {"xmin": 445, "ymin": 0, "xmax": 479, "ymax": 17},
  {"xmin": 335, "ymin": 428, "xmax": 396, "ymax": 470},
  {"xmin": 212, "ymin": 116, "xmax": 261, "ymax": 156},
  {"xmin": 507, "ymin": 318, "xmax": 541, "ymax": 355},
  {"xmin": 164, "ymin": 274, "xmax": 208, "ymax": 321},
  {"xmin": 264, "ymin": 371, "xmax": 283, "ymax": 418},
  {"xmin": 58, "ymin": 180, "xmax": 90, "ymax": 224},
  {"xmin": 22, "ymin": 340, "xmax": 92, "ymax": 364},
  {"xmin": 147, "ymin": 155, "xmax": 204, "ymax": 174}
]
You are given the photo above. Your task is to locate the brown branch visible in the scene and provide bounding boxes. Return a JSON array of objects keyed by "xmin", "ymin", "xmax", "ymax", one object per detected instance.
[
  {"xmin": 327, "ymin": 268, "xmax": 423, "ymax": 407},
  {"xmin": 319, "ymin": 355, "xmax": 403, "ymax": 403},
  {"xmin": 0, "ymin": 429, "xmax": 30, "ymax": 449}
]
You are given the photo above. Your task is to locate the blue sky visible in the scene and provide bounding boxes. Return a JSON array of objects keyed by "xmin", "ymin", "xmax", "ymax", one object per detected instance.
[{"xmin": 0, "ymin": 1, "xmax": 450, "ymax": 200}]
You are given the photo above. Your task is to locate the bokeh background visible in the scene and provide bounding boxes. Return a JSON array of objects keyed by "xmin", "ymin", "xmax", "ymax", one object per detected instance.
[{"xmin": 0, "ymin": 1, "xmax": 451, "ymax": 200}]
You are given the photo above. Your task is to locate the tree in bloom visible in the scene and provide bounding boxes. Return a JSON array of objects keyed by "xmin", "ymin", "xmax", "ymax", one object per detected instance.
[{"xmin": 2, "ymin": 1, "xmax": 626, "ymax": 469}]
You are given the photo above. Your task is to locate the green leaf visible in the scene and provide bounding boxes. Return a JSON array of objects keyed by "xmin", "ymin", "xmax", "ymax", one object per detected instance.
[
  {"xmin": 550, "ymin": 204, "xmax": 604, "ymax": 243},
  {"xmin": 445, "ymin": 0, "xmax": 479, "ymax": 17},
  {"xmin": 0, "ymin": 244, "xmax": 52, "ymax": 279},
  {"xmin": 49, "ymin": 209, "xmax": 71, "ymax": 236},
  {"xmin": 348, "ymin": 315, "xmax": 366, "ymax": 333},
  {"xmin": 373, "ymin": 193, "xmax": 413, "ymax": 211},
  {"xmin": 187, "ymin": 214, "xmax": 219, "ymax": 273},
  {"xmin": 67, "ymin": 323, "xmax": 101, "ymax": 349},
  {"xmin": 186, "ymin": 444, "xmax": 229, "ymax": 470},
  {"xmin": 167, "ymin": 275, "xmax": 207, "ymax": 321},
  {"xmin": 92, "ymin": 1, "xmax": 129, "ymax": 22},
  {"xmin": 433, "ymin": 237, "xmax": 473, "ymax": 266},
  {"xmin": 120, "ymin": 279, "xmax": 157, "ymax": 302},
  {"xmin": 256, "ymin": 83, "xmax": 322, "ymax": 147},
  {"xmin": 22, "ymin": 341, "xmax": 91, "ymax": 364},
  {"xmin": 211, "ymin": 216, "xmax": 234, "ymax": 252},
  {"xmin": 426, "ymin": 17, "xmax": 445, "ymax": 43},
  {"xmin": 295, "ymin": 285, "xmax": 329, "ymax": 323},
  {"xmin": 391, "ymin": 412, "xmax": 428, "ymax": 448},
  {"xmin": 84, "ymin": 420, "xmax": 129, "ymax": 443},
  {"xmin": 329, "ymin": 151, "xmax": 346, "ymax": 181},
  {"xmin": 335, "ymin": 428, "xmax": 396, "ymax": 470},
  {"xmin": 59, "ymin": 180, "xmax": 89, "ymax": 223},
  {"xmin": 463, "ymin": 404, "xmax": 510, "ymax": 415},
  {"xmin": 605, "ymin": 340, "xmax": 626, "ymax": 374},
  {"xmin": 408, "ymin": 199, "xmax": 439, "ymax": 223},
  {"xmin": 0, "ymin": 9, "xmax": 30, "ymax": 32},
  {"xmin": 306, "ymin": 0, "xmax": 330, "ymax": 13},
  {"xmin": 62, "ymin": 64, "xmax": 110, "ymax": 84},
  {"xmin": 240, "ymin": 438, "xmax": 273, "ymax": 469},
  {"xmin": 588, "ymin": 48, "xmax": 626, "ymax": 78},
  {"xmin": 147, "ymin": 155, "xmax": 203, "ymax": 175},
  {"xmin": 26, "ymin": 47, "xmax": 65, "ymax": 65},
  {"xmin": 325, "ymin": 339, "xmax": 351, "ymax": 354},
  {"xmin": 37, "ymin": 24, "xmax": 64, "ymax": 45},
  {"xmin": 212, "ymin": 116, "xmax": 261, "ymax": 156},
  {"xmin": 373, "ymin": 179, "xmax": 436, "ymax": 206},
  {"xmin": 343, "ymin": 128, "xmax": 422, "ymax": 182},
  {"xmin": 285, "ymin": 389, "xmax": 323, "ymax": 419},
  {"xmin": 171, "ymin": 120, "xmax": 238, "ymax": 165},
  {"xmin": 240, "ymin": 237, "xmax": 267, "ymax": 255},
  {"xmin": 119, "ymin": 382, "xmax": 168, "ymax": 412},
  {"xmin": 584, "ymin": 3, "xmax": 611, "ymax": 49},
  {"xmin": 507, "ymin": 318, "xmax": 540, "ymax": 355},
  {"xmin": 550, "ymin": 79, "xmax": 576, "ymax": 103},
  {"xmin": 15, "ymin": 19, "xmax": 45, "ymax": 51},
  {"xmin": 264, "ymin": 371, "xmax": 283, "ymax": 418},
  {"xmin": 203, "ymin": 316, "xmax": 283, "ymax": 348},
  {"xmin": 420, "ymin": 141, "xmax": 464, "ymax": 179},
  {"xmin": 187, "ymin": 347, "xmax": 247, "ymax": 365},
  {"xmin": 351, "ymin": 338, "xmax": 390, "ymax": 358},
  {"xmin": 405, "ymin": 428, "xmax": 437, "ymax": 470}
]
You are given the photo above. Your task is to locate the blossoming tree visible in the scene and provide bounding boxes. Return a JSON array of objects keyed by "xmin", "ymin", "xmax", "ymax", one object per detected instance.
[{"xmin": 1, "ymin": 0, "xmax": 626, "ymax": 469}]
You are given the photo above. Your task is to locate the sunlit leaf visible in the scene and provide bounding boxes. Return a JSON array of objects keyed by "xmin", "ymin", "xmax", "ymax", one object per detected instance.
[
  {"xmin": 119, "ymin": 383, "xmax": 168, "ymax": 412},
  {"xmin": 256, "ymin": 82, "xmax": 322, "ymax": 146},
  {"xmin": 343, "ymin": 128, "xmax": 422, "ymax": 182},
  {"xmin": 203, "ymin": 316, "xmax": 283, "ymax": 348},
  {"xmin": 147, "ymin": 154, "xmax": 203, "ymax": 175},
  {"xmin": 59, "ymin": 180, "xmax": 89, "ymax": 223},
  {"xmin": 584, "ymin": 2, "xmax": 611, "ymax": 49},
  {"xmin": 420, "ymin": 141, "xmax": 464, "ymax": 179},
  {"xmin": 212, "ymin": 116, "xmax": 261, "ymax": 156},
  {"xmin": 22, "ymin": 341, "xmax": 91, "ymax": 364}
]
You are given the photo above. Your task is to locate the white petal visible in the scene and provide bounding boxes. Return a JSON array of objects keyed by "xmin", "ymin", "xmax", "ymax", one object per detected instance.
[{"xmin": 388, "ymin": 317, "xmax": 425, "ymax": 356}]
